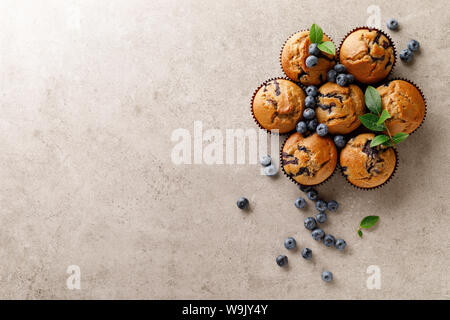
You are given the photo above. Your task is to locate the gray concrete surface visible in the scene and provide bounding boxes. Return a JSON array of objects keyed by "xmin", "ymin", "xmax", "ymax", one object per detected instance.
[{"xmin": 0, "ymin": 0, "xmax": 449, "ymax": 299}]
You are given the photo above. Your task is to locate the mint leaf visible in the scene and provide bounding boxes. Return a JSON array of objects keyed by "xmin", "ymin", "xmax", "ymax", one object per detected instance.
[
  {"xmin": 370, "ymin": 135, "xmax": 390, "ymax": 147},
  {"xmin": 383, "ymin": 140, "xmax": 394, "ymax": 147},
  {"xmin": 365, "ymin": 86, "xmax": 382, "ymax": 114},
  {"xmin": 359, "ymin": 114, "xmax": 385, "ymax": 131},
  {"xmin": 317, "ymin": 41, "xmax": 335, "ymax": 55},
  {"xmin": 309, "ymin": 24, "xmax": 323, "ymax": 44},
  {"xmin": 377, "ymin": 109, "xmax": 391, "ymax": 125},
  {"xmin": 357, "ymin": 229, "xmax": 363, "ymax": 238},
  {"xmin": 392, "ymin": 132, "xmax": 409, "ymax": 144},
  {"xmin": 360, "ymin": 216, "xmax": 379, "ymax": 229}
]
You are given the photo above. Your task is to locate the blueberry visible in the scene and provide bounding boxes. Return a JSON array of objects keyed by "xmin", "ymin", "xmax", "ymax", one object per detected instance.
[
  {"xmin": 284, "ymin": 237, "xmax": 297, "ymax": 250},
  {"xmin": 276, "ymin": 255, "xmax": 288, "ymax": 267},
  {"xmin": 301, "ymin": 248, "xmax": 312, "ymax": 260},
  {"xmin": 323, "ymin": 234, "xmax": 336, "ymax": 247},
  {"xmin": 327, "ymin": 69, "xmax": 337, "ymax": 83},
  {"xmin": 236, "ymin": 197, "xmax": 249, "ymax": 210},
  {"xmin": 298, "ymin": 184, "xmax": 312, "ymax": 193},
  {"xmin": 259, "ymin": 155, "xmax": 271, "ymax": 166},
  {"xmin": 304, "ymin": 217, "xmax": 317, "ymax": 230},
  {"xmin": 305, "ymin": 55, "xmax": 318, "ymax": 68},
  {"xmin": 346, "ymin": 74, "xmax": 354, "ymax": 84},
  {"xmin": 295, "ymin": 197, "xmax": 306, "ymax": 209},
  {"xmin": 399, "ymin": 48, "xmax": 413, "ymax": 62},
  {"xmin": 327, "ymin": 200, "xmax": 339, "ymax": 212},
  {"xmin": 306, "ymin": 85, "xmax": 318, "ymax": 97},
  {"xmin": 307, "ymin": 119, "xmax": 318, "ymax": 131},
  {"xmin": 316, "ymin": 212, "xmax": 327, "ymax": 224},
  {"xmin": 296, "ymin": 121, "xmax": 307, "ymax": 134},
  {"xmin": 386, "ymin": 18, "xmax": 399, "ymax": 30},
  {"xmin": 408, "ymin": 39, "xmax": 420, "ymax": 52},
  {"xmin": 303, "ymin": 107, "xmax": 315, "ymax": 119},
  {"xmin": 335, "ymin": 239, "xmax": 346, "ymax": 251},
  {"xmin": 315, "ymin": 200, "xmax": 327, "ymax": 212},
  {"xmin": 334, "ymin": 64, "xmax": 346, "ymax": 73},
  {"xmin": 312, "ymin": 228, "xmax": 325, "ymax": 241},
  {"xmin": 306, "ymin": 189, "xmax": 318, "ymax": 201},
  {"xmin": 321, "ymin": 270, "xmax": 333, "ymax": 282},
  {"xmin": 333, "ymin": 135, "xmax": 346, "ymax": 148},
  {"xmin": 305, "ymin": 96, "xmax": 316, "ymax": 109},
  {"xmin": 308, "ymin": 43, "xmax": 320, "ymax": 56},
  {"xmin": 264, "ymin": 164, "xmax": 277, "ymax": 176},
  {"xmin": 336, "ymin": 73, "xmax": 347, "ymax": 86},
  {"xmin": 316, "ymin": 123, "xmax": 328, "ymax": 136}
]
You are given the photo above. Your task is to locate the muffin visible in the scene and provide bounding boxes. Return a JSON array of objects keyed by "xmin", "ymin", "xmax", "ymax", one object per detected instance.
[
  {"xmin": 281, "ymin": 132, "xmax": 337, "ymax": 186},
  {"xmin": 377, "ymin": 80, "xmax": 426, "ymax": 135},
  {"xmin": 339, "ymin": 28, "xmax": 395, "ymax": 84},
  {"xmin": 315, "ymin": 82, "xmax": 365, "ymax": 134},
  {"xmin": 281, "ymin": 30, "xmax": 336, "ymax": 86},
  {"xmin": 252, "ymin": 79, "xmax": 305, "ymax": 134},
  {"xmin": 340, "ymin": 133, "xmax": 397, "ymax": 189}
]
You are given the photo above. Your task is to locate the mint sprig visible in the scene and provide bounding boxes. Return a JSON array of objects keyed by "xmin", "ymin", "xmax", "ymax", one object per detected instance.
[
  {"xmin": 357, "ymin": 215, "xmax": 379, "ymax": 238},
  {"xmin": 309, "ymin": 23, "xmax": 336, "ymax": 55}
]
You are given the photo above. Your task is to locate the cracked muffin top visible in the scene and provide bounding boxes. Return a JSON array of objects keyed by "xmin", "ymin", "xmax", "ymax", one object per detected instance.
[
  {"xmin": 340, "ymin": 133, "xmax": 396, "ymax": 189},
  {"xmin": 339, "ymin": 28, "xmax": 395, "ymax": 84},
  {"xmin": 252, "ymin": 79, "xmax": 305, "ymax": 134},
  {"xmin": 281, "ymin": 30, "xmax": 336, "ymax": 86},
  {"xmin": 315, "ymin": 82, "xmax": 365, "ymax": 134},
  {"xmin": 377, "ymin": 80, "xmax": 425, "ymax": 135},
  {"xmin": 282, "ymin": 132, "xmax": 337, "ymax": 186}
]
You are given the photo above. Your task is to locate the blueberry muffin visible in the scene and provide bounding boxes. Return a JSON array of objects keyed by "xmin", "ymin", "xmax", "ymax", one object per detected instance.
[
  {"xmin": 339, "ymin": 28, "xmax": 395, "ymax": 84},
  {"xmin": 315, "ymin": 82, "xmax": 365, "ymax": 134},
  {"xmin": 340, "ymin": 133, "xmax": 397, "ymax": 189},
  {"xmin": 281, "ymin": 30, "xmax": 336, "ymax": 86},
  {"xmin": 252, "ymin": 79, "xmax": 305, "ymax": 134},
  {"xmin": 377, "ymin": 80, "xmax": 425, "ymax": 135},
  {"xmin": 282, "ymin": 132, "xmax": 337, "ymax": 186}
]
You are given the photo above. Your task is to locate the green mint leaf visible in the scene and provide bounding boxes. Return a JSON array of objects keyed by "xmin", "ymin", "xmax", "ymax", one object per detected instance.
[
  {"xmin": 309, "ymin": 23, "xmax": 323, "ymax": 44},
  {"xmin": 359, "ymin": 114, "xmax": 386, "ymax": 131},
  {"xmin": 370, "ymin": 135, "xmax": 390, "ymax": 147},
  {"xmin": 377, "ymin": 109, "xmax": 391, "ymax": 125},
  {"xmin": 360, "ymin": 216, "xmax": 379, "ymax": 229},
  {"xmin": 392, "ymin": 132, "xmax": 409, "ymax": 144},
  {"xmin": 365, "ymin": 86, "xmax": 382, "ymax": 114},
  {"xmin": 317, "ymin": 41, "xmax": 335, "ymax": 55},
  {"xmin": 357, "ymin": 229, "xmax": 363, "ymax": 238},
  {"xmin": 383, "ymin": 140, "xmax": 394, "ymax": 147}
]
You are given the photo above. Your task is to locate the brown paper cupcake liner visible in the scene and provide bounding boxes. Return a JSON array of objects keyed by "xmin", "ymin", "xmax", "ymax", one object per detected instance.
[
  {"xmin": 339, "ymin": 147, "xmax": 399, "ymax": 190},
  {"xmin": 279, "ymin": 135, "xmax": 338, "ymax": 188}
]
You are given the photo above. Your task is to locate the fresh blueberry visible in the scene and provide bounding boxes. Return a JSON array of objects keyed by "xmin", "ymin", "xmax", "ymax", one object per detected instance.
[
  {"xmin": 307, "ymin": 119, "xmax": 318, "ymax": 131},
  {"xmin": 386, "ymin": 18, "xmax": 399, "ymax": 30},
  {"xmin": 315, "ymin": 200, "xmax": 327, "ymax": 212},
  {"xmin": 323, "ymin": 234, "xmax": 336, "ymax": 247},
  {"xmin": 306, "ymin": 85, "xmax": 318, "ymax": 97},
  {"xmin": 333, "ymin": 135, "xmax": 346, "ymax": 148},
  {"xmin": 305, "ymin": 96, "xmax": 316, "ymax": 109},
  {"xmin": 336, "ymin": 73, "xmax": 347, "ymax": 86},
  {"xmin": 327, "ymin": 69, "xmax": 337, "ymax": 83},
  {"xmin": 346, "ymin": 74, "xmax": 354, "ymax": 84},
  {"xmin": 301, "ymin": 248, "xmax": 312, "ymax": 260},
  {"xmin": 327, "ymin": 200, "xmax": 339, "ymax": 212},
  {"xmin": 408, "ymin": 39, "xmax": 420, "ymax": 52},
  {"xmin": 295, "ymin": 197, "xmax": 306, "ymax": 209},
  {"xmin": 335, "ymin": 239, "xmax": 347, "ymax": 251},
  {"xmin": 296, "ymin": 121, "xmax": 307, "ymax": 134},
  {"xmin": 264, "ymin": 164, "xmax": 277, "ymax": 176},
  {"xmin": 276, "ymin": 255, "xmax": 288, "ymax": 267},
  {"xmin": 304, "ymin": 217, "xmax": 317, "ymax": 230},
  {"xmin": 308, "ymin": 43, "xmax": 320, "ymax": 56},
  {"xmin": 316, "ymin": 123, "xmax": 328, "ymax": 136},
  {"xmin": 284, "ymin": 237, "xmax": 297, "ymax": 250},
  {"xmin": 303, "ymin": 107, "xmax": 315, "ymax": 119},
  {"xmin": 334, "ymin": 64, "xmax": 346, "ymax": 73},
  {"xmin": 399, "ymin": 48, "xmax": 413, "ymax": 62},
  {"xmin": 306, "ymin": 189, "xmax": 318, "ymax": 201},
  {"xmin": 316, "ymin": 212, "xmax": 327, "ymax": 224},
  {"xmin": 321, "ymin": 270, "xmax": 333, "ymax": 282},
  {"xmin": 298, "ymin": 184, "xmax": 312, "ymax": 193},
  {"xmin": 312, "ymin": 228, "xmax": 325, "ymax": 241},
  {"xmin": 259, "ymin": 155, "xmax": 271, "ymax": 166},
  {"xmin": 236, "ymin": 197, "xmax": 249, "ymax": 210},
  {"xmin": 305, "ymin": 55, "xmax": 318, "ymax": 68}
]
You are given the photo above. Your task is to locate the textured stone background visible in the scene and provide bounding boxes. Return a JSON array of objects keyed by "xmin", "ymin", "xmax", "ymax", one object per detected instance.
[{"xmin": 0, "ymin": 0, "xmax": 448, "ymax": 299}]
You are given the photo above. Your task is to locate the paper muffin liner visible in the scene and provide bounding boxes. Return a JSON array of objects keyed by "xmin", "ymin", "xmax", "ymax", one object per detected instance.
[
  {"xmin": 250, "ymin": 77, "xmax": 299, "ymax": 136},
  {"xmin": 338, "ymin": 26, "xmax": 397, "ymax": 85},
  {"xmin": 279, "ymin": 135, "xmax": 338, "ymax": 188},
  {"xmin": 339, "ymin": 146, "xmax": 399, "ymax": 190},
  {"xmin": 279, "ymin": 29, "xmax": 337, "ymax": 86}
]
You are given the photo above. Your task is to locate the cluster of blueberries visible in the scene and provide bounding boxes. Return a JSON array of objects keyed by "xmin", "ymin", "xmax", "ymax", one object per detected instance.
[
  {"xmin": 327, "ymin": 63, "xmax": 354, "ymax": 87},
  {"xmin": 386, "ymin": 18, "xmax": 420, "ymax": 63},
  {"xmin": 259, "ymin": 154, "xmax": 277, "ymax": 176}
]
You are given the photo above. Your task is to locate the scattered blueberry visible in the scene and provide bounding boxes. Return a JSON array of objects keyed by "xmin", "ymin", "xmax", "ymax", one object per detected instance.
[
  {"xmin": 306, "ymin": 189, "xmax": 318, "ymax": 201},
  {"xmin": 334, "ymin": 135, "xmax": 346, "ymax": 148},
  {"xmin": 304, "ymin": 217, "xmax": 317, "ymax": 230},
  {"xmin": 346, "ymin": 74, "xmax": 354, "ymax": 84},
  {"xmin": 316, "ymin": 212, "xmax": 327, "ymax": 224},
  {"xmin": 399, "ymin": 48, "xmax": 413, "ymax": 62},
  {"xmin": 295, "ymin": 197, "xmax": 306, "ymax": 209},
  {"xmin": 408, "ymin": 39, "xmax": 420, "ymax": 52},
  {"xmin": 316, "ymin": 123, "xmax": 328, "ymax": 136},
  {"xmin": 321, "ymin": 270, "xmax": 333, "ymax": 282},
  {"xmin": 308, "ymin": 43, "xmax": 320, "ymax": 56},
  {"xmin": 327, "ymin": 69, "xmax": 337, "ymax": 83},
  {"xmin": 336, "ymin": 73, "xmax": 347, "ymax": 86},
  {"xmin": 307, "ymin": 119, "xmax": 318, "ymax": 131},
  {"xmin": 264, "ymin": 164, "xmax": 277, "ymax": 176},
  {"xmin": 327, "ymin": 200, "xmax": 339, "ymax": 212},
  {"xmin": 335, "ymin": 239, "xmax": 347, "ymax": 251},
  {"xmin": 284, "ymin": 237, "xmax": 297, "ymax": 250},
  {"xmin": 305, "ymin": 96, "xmax": 316, "ymax": 109},
  {"xmin": 306, "ymin": 85, "xmax": 318, "ymax": 97},
  {"xmin": 312, "ymin": 228, "xmax": 325, "ymax": 241},
  {"xmin": 303, "ymin": 107, "xmax": 315, "ymax": 119},
  {"xmin": 276, "ymin": 255, "xmax": 288, "ymax": 267},
  {"xmin": 386, "ymin": 18, "xmax": 399, "ymax": 30},
  {"xmin": 259, "ymin": 155, "xmax": 271, "ymax": 166},
  {"xmin": 236, "ymin": 197, "xmax": 249, "ymax": 210},
  {"xmin": 305, "ymin": 55, "xmax": 318, "ymax": 68},
  {"xmin": 298, "ymin": 184, "xmax": 312, "ymax": 193},
  {"xmin": 315, "ymin": 200, "xmax": 327, "ymax": 212},
  {"xmin": 323, "ymin": 234, "xmax": 336, "ymax": 247},
  {"xmin": 334, "ymin": 64, "xmax": 346, "ymax": 73},
  {"xmin": 301, "ymin": 248, "xmax": 312, "ymax": 260},
  {"xmin": 296, "ymin": 121, "xmax": 307, "ymax": 134}
]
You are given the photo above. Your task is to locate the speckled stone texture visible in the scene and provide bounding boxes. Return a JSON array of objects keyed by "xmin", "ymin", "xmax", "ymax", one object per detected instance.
[{"xmin": 0, "ymin": 0, "xmax": 449, "ymax": 299}]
